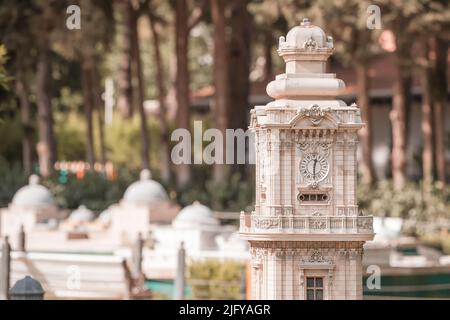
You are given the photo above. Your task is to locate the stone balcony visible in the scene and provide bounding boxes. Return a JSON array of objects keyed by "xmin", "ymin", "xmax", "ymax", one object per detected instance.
[{"xmin": 239, "ymin": 212, "xmax": 374, "ymax": 239}]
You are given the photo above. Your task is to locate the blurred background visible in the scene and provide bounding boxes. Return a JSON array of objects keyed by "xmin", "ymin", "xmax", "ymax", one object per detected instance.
[{"xmin": 0, "ymin": 0, "xmax": 449, "ymax": 300}]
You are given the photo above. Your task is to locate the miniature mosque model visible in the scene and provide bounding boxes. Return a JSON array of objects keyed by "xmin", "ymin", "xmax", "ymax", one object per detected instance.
[
  {"xmin": 108, "ymin": 169, "xmax": 179, "ymax": 245},
  {"xmin": 0, "ymin": 174, "xmax": 59, "ymax": 240},
  {"xmin": 239, "ymin": 18, "xmax": 374, "ymax": 300}
]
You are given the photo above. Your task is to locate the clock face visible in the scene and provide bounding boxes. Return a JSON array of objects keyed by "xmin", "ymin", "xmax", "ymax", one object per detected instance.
[{"xmin": 300, "ymin": 153, "xmax": 329, "ymax": 183}]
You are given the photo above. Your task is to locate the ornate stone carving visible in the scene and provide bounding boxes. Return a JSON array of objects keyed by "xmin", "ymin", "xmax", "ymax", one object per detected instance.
[
  {"xmin": 299, "ymin": 250, "xmax": 334, "ymax": 268},
  {"xmin": 299, "ymin": 104, "xmax": 331, "ymax": 126},
  {"xmin": 302, "ymin": 36, "xmax": 317, "ymax": 51},
  {"xmin": 309, "ymin": 218, "xmax": 327, "ymax": 230},
  {"xmin": 357, "ymin": 217, "xmax": 373, "ymax": 231},
  {"xmin": 304, "ymin": 250, "xmax": 326, "ymax": 263},
  {"xmin": 254, "ymin": 217, "xmax": 279, "ymax": 229}
]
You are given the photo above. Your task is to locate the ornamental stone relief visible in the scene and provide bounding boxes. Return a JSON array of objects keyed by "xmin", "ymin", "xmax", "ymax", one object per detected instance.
[
  {"xmin": 299, "ymin": 105, "xmax": 332, "ymax": 126},
  {"xmin": 309, "ymin": 218, "xmax": 327, "ymax": 230},
  {"xmin": 249, "ymin": 240, "xmax": 365, "ymax": 250},
  {"xmin": 357, "ymin": 218, "xmax": 373, "ymax": 230},
  {"xmin": 301, "ymin": 250, "xmax": 333, "ymax": 265},
  {"xmin": 254, "ymin": 217, "xmax": 279, "ymax": 229}
]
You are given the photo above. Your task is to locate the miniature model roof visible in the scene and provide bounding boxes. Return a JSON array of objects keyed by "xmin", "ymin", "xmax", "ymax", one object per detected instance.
[
  {"xmin": 123, "ymin": 169, "xmax": 168, "ymax": 206},
  {"xmin": 69, "ymin": 205, "xmax": 95, "ymax": 223},
  {"xmin": 283, "ymin": 18, "xmax": 329, "ymax": 49},
  {"xmin": 172, "ymin": 201, "xmax": 219, "ymax": 228},
  {"xmin": 12, "ymin": 175, "xmax": 55, "ymax": 208}
]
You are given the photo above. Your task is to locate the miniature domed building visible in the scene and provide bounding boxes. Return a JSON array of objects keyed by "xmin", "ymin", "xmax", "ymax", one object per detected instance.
[
  {"xmin": 97, "ymin": 207, "xmax": 112, "ymax": 227},
  {"xmin": 68, "ymin": 205, "xmax": 95, "ymax": 224},
  {"xmin": 172, "ymin": 201, "xmax": 219, "ymax": 229},
  {"xmin": 152, "ymin": 202, "xmax": 234, "ymax": 252},
  {"xmin": 143, "ymin": 202, "xmax": 248, "ymax": 280},
  {"xmin": 12, "ymin": 175, "xmax": 55, "ymax": 208},
  {"xmin": 0, "ymin": 175, "xmax": 59, "ymax": 241},
  {"xmin": 109, "ymin": 169, "xmax": 179, "ymax": 246},
  {"xmin": 123, "ymin": 169, "xmax": 168, "ymax": 206}
]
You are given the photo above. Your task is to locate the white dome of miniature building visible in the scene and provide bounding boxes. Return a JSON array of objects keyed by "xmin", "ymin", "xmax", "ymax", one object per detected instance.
[
  {"xmin": 284, "ymin": 18, "xmax": 327, "ymax": 48},
  {"xmin": 69, "ymin": 205, "xmax": 95, "ymax": 223},
  {"xmin": 12, "ymin": 175, "xmax": 55, "ymax": 208},
  {"xmin": 173, "ymin": 201, "xmax": 219, "ymax": 228},
  {"xmin": 98, "ymin": 208, "xmax": 112, "ymax": 225},
  {"xmin": 123, "ymin": 169, "xmax": 168, "ymax": 206}
]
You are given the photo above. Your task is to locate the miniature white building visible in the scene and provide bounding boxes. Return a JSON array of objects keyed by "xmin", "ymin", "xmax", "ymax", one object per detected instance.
[
  {"xmin": 0, "ymin": 175, "xmax": 58, "ymax": 239},
  {"xmin": 143, "ymin": 202, "xmax": 248, "ymax": 279},
  {"xmin": 108, "ymin": 169, "xmax": 179, "ymax": 245},
  {"xmin": 240, "ymin": 18, "xmax": 374, "ymax": 300},
  {"xmin": 152, "ymin": 201, "xmax": 237, "ymax": 252}
]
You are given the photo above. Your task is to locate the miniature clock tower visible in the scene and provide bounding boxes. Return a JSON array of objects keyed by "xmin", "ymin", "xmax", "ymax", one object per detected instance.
[{"xmin": 240, "ymin": 18, "xmax": 374, "ymax": 300}]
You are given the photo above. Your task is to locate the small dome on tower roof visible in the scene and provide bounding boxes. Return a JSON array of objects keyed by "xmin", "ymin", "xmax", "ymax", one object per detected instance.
[
  {"xmin": 123, "ymin": 169, "xmax": 168, "ymax": 206},
  {"xmin": 12, "ymin": 175, "xmax": 55, "ymax": 208},
  {"xmin": 173, "ymin": 201, "xmax": 219, "ymax": 229},
  {"xmin": 280, "ymin": 18, "xmax": 332, "ymax": 51}
]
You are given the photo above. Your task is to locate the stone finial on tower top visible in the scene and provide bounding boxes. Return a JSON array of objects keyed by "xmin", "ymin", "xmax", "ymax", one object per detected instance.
[{"xmin": 300, "ymin": 17, "xmax": 311, "ymax": 26}]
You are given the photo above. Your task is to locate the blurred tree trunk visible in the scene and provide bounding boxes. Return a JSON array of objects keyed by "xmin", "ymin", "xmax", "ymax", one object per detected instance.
[
  {"xmin": 90, "ymin": 60, "xmax": 107, "ymax": 166},
  {"xmin": 390, "ymin": 34, "xmax": 412, "ymax": 191},
  {"xmin": 131, "ymin": 9, "xmax": 150, "ymax": 170},
  {"xmin": 117, "ymin": 0, "xmax": 134, "ymax": 119},
  {"xmin": 149, "ymin": 12, "xmax": 171, "ymax": 183},
  {"xmin": 356, "ymin": 62, "xmax": 375, "ymax": 185},
  {"xmin": 81, "ymin": 58, "xmax": 96, "ymax": 169},
  {"xmin": 263, "ymin": 29, "xmax": 273, "ymax": 82},
  {"xmin": 433, "ymin": 37, "xmax": 448, "ymax": 187},
  {"xmin": 211, "ymin": 0, "xmax": 229, "ymax": 183},
  {"xmin": 420, "ymin": 39, "xmax": 434, "ymax": 192},
  {"xmin": 175, "ymin": 0, "xmax": 191, "ymax": 187},
  {"xmin": 228, "ymin": 0, "xmax": 251, "ymax": 177},
  {"xmin": 36, "ymin": 41, "xmax": 56, "ymax": 178},
  {"xmin": 15, "ymin": 71, "xmax": 33, "ymax": 175}
]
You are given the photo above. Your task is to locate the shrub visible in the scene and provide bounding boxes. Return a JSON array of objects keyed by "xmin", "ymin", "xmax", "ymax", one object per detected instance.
[{"xmin": 188, "ymin": 259, "xmax": 245, "ymax": 300}]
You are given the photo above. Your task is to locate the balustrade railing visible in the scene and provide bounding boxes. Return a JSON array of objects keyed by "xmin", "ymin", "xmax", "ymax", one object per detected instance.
[{"xmin": 239, "ymin": 213, "xmax": 373, "ymax": 234}]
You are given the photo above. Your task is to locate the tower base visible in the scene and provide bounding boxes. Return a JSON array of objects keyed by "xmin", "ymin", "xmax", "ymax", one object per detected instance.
[{"xmin": 249, "ymin": 240, "xmax": 364, "ymax": 300}]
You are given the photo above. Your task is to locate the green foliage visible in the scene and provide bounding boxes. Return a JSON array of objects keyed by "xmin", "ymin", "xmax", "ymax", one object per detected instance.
[
  {"xmin": 189, "ymin": 259, "xmax": 245, "ymax": 300},
  {"xmin": 358, "ymin": 180, "xmax": 450, "ymax": 221},
  {"xmin": 176, "ymin": 170, "xmax": 255, "ymax": 212},
  {"xmin": 0, "ymin": 113, "xmax": 25, "ymax": 162},
  {"xmin": 47, "ymin": 169, "xmax": 136, "ymax": 212},
  {"xmin": 54, "ymin": 112, "xmax": 86, "ymax": 161},
  {"xmin": 0, "ymin": 45, "xmax": 11, "ymax": 90},
  {"xmin": 0, "ymin": 158, "xmax": 27, "ymax": 208},
  {"xmin": 105, "ymin": 114, "xmax": 162, "ymax": 171},
  {"xmin": 420, "ymin": 233, "xmax": 450, "ymax": 255}
]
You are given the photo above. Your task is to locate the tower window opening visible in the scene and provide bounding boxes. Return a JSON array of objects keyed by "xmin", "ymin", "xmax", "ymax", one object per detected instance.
[{"xmin": 306, "ymin": 277, "xmax": 324, "ymax": 300}]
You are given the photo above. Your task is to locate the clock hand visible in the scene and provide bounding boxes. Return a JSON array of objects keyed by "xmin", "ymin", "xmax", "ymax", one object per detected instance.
[{"xmin": 313, "ymin": 159, "xmax": 317, "ymax": 180}]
